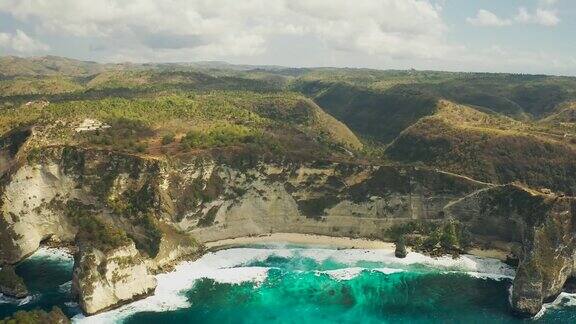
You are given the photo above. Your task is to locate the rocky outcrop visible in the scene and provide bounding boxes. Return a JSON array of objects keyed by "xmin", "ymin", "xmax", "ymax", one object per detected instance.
[
  {"xmin": 0, "ymin": 146, "xmax": 200, "ymax": 313},
  {"xmin": 72, "ymin": 242, "xmax": 157, "ymax": 315},
  {"xmin": 0, "ymin": 162, "xmax": 78, "ymax": 264},
  {"xmin": 0, "ymin": 265, "xmax": 28, "ymax": 298},
  {"xmin": 1, "ymin": 306, "xmax": 70, "ymax": 323},
  {"xmin": 395, "ymin": 235, "xmax": 407, "ymax": 258},
  {"xmin": 445, "ymin": 184, "xmax": 576, "ymax": 317},
  {"xmin": 510, "ymin": 196, "xmax": 576, "ymax": 317}
]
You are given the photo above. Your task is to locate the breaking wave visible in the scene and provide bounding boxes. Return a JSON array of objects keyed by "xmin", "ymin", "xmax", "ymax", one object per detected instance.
[{"xmin": 76, "ymin": 246, "xmax": 516, "ymax": 323}]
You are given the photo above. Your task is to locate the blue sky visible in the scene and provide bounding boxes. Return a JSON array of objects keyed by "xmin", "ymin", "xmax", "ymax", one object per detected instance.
[{"xmin": 0, "ymin": 0, "xmax": 574, "ymax": 75}]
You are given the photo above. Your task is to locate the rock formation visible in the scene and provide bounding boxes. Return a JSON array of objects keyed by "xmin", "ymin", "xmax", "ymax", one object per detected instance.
[
  {"xmin": 395, "ymin": 235, "xmax": 407, "ymax": 258},
  {"xmin": 1, "ymin": 142, "xmax": 575, "ymax": 316},
  {"xmin": 0, "ymin": 306, "xmax": 69, "ymax": 323},
  {"xmin": 72, "ymin": 242, "xmax": 157, "ymax": 315},
  {"xmin": 0, "ymin": 265, "xmax": 27, "ymax": 298},
  {"xmin": 445, "ymin": 184, "xmax": 576, "ymax": 317}
]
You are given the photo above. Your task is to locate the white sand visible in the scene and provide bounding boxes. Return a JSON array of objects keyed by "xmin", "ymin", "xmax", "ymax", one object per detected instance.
[
  {"xmin": 205, "ymin": 233, "xmax": 510, "ymax": 261},
  {"xmin": 468, "ymin": 248, "xmax": 509, "ymax": 261},
  {"xmin": 204, "ymin": 233, "xmax": 397, "ymax": 250}
]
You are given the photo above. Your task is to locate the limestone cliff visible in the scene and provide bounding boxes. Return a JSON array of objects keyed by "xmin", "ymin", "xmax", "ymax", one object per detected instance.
[
  {"xmin": 72, "ymin": 242, "xmax": 157, "ymax": 315},
  {"xmin": 1, "ymin": 143, "xmax": 576, "ymax": 317},
  {"xmin": 445, "ymin": 184, "xmax": 576, "ymax": 317},
  {"xmin": 0, "ymin": 144, "xmax": 200, "ymax": 314},
  {"xmin": 176, "ymin": 162, "xmax": 488, "ymax": 243}
]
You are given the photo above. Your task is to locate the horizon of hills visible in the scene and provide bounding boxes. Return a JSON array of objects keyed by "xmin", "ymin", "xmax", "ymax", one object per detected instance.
[{"xmin": 2, "ymin": 54, "xmax": 575, "ymax": 77}]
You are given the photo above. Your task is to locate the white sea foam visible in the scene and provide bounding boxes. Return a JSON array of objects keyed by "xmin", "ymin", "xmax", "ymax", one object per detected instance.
[
  {"xmin": 319, "ymin": 267, "xmax": 405, "ymax": 281},
  {"xmin": 373, "ymin": 268, "xmax": 405, "ymax": 275},
  {"xmin": 294, "ymin": 247, "xmax": 515, "ymax": 278},
  {"xmin": 0, "ymin": 293, "xmax": 40, "ymax": 306},
  {"xmin": 75, "ymin": 246, "xmax": 515, "ymax": 323},
  {"xmin": 17, "ymin": 295, "xmax": 33, "ymax": 306},
  {"xmin": 58, "ymin": 281, "xmax": 73, "ymax": 293},
  {"xmin": 461, "ymin": 271, "xmax": 513, "ymax": 281},
  {"xmin": 0, "ymin": 294, "xmax": 19, "ymax": 305},
  {"xmin": 321, "ymin": 267, "xmax": 365, "ymax": 280},
  {"xmin": 533, "ymin": 292, "xmax": 576, "ymax": 319},
  {"xmin": 28, "ymin": 247, "xmax": 73, "ymax": 264}
]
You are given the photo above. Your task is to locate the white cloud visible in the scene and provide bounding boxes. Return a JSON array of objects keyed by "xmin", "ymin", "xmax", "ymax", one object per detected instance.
[
  {"xmin": 0, "ymin": 0, "xmax": 452, "ymax": 60},
  {"xmin": 533, "ymin": 8, "xmax": 561, "ymax": 26},
  {"xmin": 468, "ymin": 5, "xmax": 560, "ymax": 28},
  {"xmin": 0, "ymin": 29, "xmax": 49, "ymax": 52},
  {"xmin": 539, "ymin": 0, "xmax": 558, "ymax": 6},
  {"xmin": 451, "ymin": 44, "xmax": 576, "ymax": 75},
  {"xmin": 514, "ymin": 7, "xmax": 532, "ymax": 24},
  {"xmin": 514, "ymin": 7, "xmax": 560, "ymax": 26},
  {"xmin": 0, "ymin": 0, "xmax": 571, "ymax": 75},
  {"xmin": 466, "ymin": 9, "xmax": 511, "ymax": 27}
]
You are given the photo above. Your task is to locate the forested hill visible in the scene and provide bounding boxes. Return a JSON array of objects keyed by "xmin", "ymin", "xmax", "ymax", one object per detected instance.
[{"xmin": 2, "ymin": 55, "xmax": 576, "ymax": 193}]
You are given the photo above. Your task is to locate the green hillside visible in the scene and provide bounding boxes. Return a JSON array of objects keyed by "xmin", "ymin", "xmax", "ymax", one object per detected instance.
[
  {"xmin": 386, "ymin": 100, "xmax": 576, "ymax": 193},
  {"xmin": 293, "ymin": 80, "xmax": 438, "ymax": 144},
  {"xmin": 2, "ymin": 55, "xmax": 576, "ymax": 193},
  {"xmin": 1, "ymin": 90, "xmax": 361, "ymax": 162}
]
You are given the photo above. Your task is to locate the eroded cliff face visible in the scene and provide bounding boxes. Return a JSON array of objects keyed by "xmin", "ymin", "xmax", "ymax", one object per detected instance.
[
  {"xmin": 0, "ymin": 162, "xmax": 78, "ymax": 263},
  {"xmin": 1, "ymin": 143, "xmax": 575, "ymax": 317},
  {"xmin": 72, "ymin": 241, "xmax": 157, "ymax": 315},
  {"xmin": 175, "ymin": 162, "xmax": 489, "ymax": 243},
  {"xmin": 0, "ymin": 145, "xmax": 200, "ymax": 314},
  {"xmin": 445, "ymin": 185, "xmax": 576, "ymax": 317}
]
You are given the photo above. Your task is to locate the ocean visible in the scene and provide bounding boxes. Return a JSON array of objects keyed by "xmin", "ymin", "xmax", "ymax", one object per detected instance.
[{"xmin": 2, "ymin": 245, "xmax": 576, "ymax": 323}]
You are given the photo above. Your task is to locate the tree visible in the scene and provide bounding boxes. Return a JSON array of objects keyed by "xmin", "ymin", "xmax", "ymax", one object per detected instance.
[
  {"xmin": 440, "ymin": 221, "xmax": 459, "ymax": 251},
  {"xmin": 161, "ymin": 133, "xmax": 175, "ymax": 145},
  {"xmin": 459, "ymin": 226, "xmax": 473, "ymax": 251}
]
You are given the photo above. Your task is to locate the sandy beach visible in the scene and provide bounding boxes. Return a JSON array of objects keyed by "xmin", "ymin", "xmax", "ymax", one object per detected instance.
[
  {"xmin": 204, "ymin": 233, "xmax": 510, "ymax": 261},
  {"xmin": 204, "ymin": 233, "xmax": 397, "ymax": 251},
  {"xmin": 467, "ymin": 248, "xmax": 509, "ymax": 261}
]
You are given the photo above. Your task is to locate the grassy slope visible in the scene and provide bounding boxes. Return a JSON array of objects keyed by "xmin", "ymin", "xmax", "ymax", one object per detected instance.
[
  {"xmin": 386, "ymin": 100, "xmax": 576, "ymax": 193},
  {"xmin": 3, "ymin": 56, "xmax": 576, "ymax": 193},
  {"xmin": 293, "ymin": 70, "xmax": 576, "ymax": 128},
  {"xmin": 0, "ymin": 76, "xmax": 83, "ymax": 96},
  {"xmin": 293, "ymin": 80, "xmax": 438, "ymax": 144},
  {"xmin": 0, "ymin": 55, "xmax": 110, "ymax": 77},
  {"xmin": 0, "ymin": 90, "xmax": 361, "ymax": 162}
]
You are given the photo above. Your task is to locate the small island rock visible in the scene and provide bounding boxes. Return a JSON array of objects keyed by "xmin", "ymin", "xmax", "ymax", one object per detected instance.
[{"xmin": 395, "ymin": 236, "xmax": 408, "ymax": 259}]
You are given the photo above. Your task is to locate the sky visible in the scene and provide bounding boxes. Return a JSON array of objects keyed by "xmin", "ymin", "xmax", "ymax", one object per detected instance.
[{"xmin": 0, "ymin": 0, "xmax": 575, "ymax": 75}]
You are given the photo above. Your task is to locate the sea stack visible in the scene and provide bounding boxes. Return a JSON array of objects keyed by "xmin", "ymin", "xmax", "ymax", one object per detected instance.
[{"xmin": 395, "ymin": 235, "xmax": 407, "ymax": 258}]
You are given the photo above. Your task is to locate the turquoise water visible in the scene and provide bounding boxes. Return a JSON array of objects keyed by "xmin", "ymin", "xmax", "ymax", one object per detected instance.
[
  {"xmin": 121, "ymin": 251, "xmax": 576, "ymax": 324},
  {"xmin": 2, "ymin": 246, "xmax": 576, "ymax": 323},
  {"xmin": 0, "ymin": 248, "xmax": 82, "ymax": 319}
]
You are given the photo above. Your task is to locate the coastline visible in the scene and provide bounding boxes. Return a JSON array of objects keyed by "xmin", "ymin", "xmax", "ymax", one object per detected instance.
[
  {"xmin": 203, "ymin": 233, "xmax": 509, "ymax": 261},
  {"xmin": 77, "ymin": 236, "xmax": 517, "ymax": 323},
  {"xmin": 204, "ymin": 233, "xmax": 397, "ymax": 251},
  {"xmin": 9, "ymin": 235, "xmax": 516, "ymax": 323}
]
